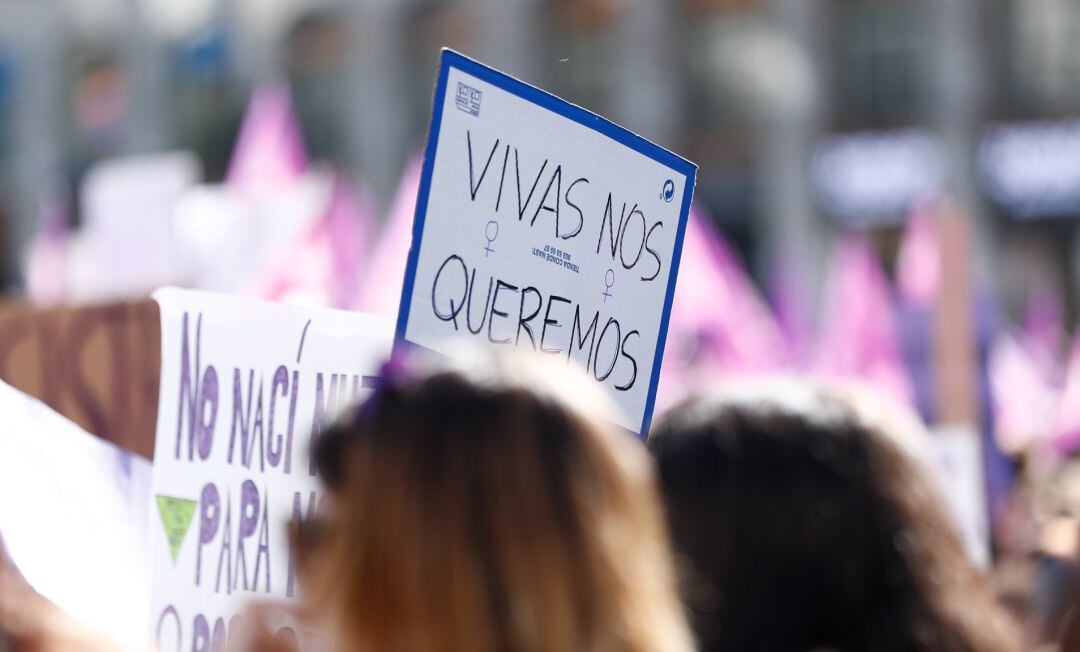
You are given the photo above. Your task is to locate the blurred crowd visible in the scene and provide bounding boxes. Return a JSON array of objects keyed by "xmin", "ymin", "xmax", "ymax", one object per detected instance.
[{"xmin": 4, "ymin": 0, "xmax": 1080, "ymax": 304}]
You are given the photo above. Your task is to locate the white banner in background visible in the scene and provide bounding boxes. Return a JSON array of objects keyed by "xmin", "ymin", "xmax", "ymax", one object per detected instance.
[
  {"xmin": 930, "ymin": 424, "xmax": 989, "ymax": 569},
  {"xmin": 148, "ymin": 288, "xmax": 392, "ymax": 651}
]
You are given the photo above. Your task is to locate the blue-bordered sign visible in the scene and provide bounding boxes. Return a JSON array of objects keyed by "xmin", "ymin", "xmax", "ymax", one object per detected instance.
[{"xmin": 394, "ymin": 49, "xmax": 696, "ymax": 436}]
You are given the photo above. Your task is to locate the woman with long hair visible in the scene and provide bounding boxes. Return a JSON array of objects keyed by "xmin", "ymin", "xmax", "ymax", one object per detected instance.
[
  {"xmin": 296, "ymin": 350, "xmax": 693, "ymax": 652},
  {"xmin": 648, "ymin": 380, "xmax": 1019, "ymax": 652}
]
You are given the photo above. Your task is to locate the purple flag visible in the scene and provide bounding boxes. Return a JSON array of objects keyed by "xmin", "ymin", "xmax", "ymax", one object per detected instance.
[
  {"xmin": 815, "ymin": 235, "xmax": 914, "ymax": 407},
  {"xmin": 1021, "ymin": 283, "xmax": 1066, "ymax": 381},
  {"xmin": 226, "ymin": 81, "xmax": 308, "ymax": 195},
  {"xmin": 1053, "ymin": 331, "xmax": 1080, "ymax": 457}
]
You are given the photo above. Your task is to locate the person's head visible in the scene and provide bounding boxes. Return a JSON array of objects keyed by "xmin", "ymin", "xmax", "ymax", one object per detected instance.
[
  {"xmin": 648, "ymin": 379, "xmax": 1018, "ymax": 652},
  {"xmin": 306, "ymin": 349, "xmax": 692, "ymax": 652}
]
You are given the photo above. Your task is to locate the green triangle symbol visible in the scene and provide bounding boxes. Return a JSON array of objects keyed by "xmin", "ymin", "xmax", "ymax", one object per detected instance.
[{"xmin": 155, "ymin": 495, "xmax": 198, "ymax": 566}]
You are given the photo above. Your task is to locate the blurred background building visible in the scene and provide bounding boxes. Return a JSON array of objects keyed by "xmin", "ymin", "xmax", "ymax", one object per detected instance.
[{"xmin": 0, "ymin": 0, "xmax": 1077, "ymax": 325}]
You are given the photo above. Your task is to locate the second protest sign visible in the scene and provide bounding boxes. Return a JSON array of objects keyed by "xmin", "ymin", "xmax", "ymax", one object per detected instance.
[{"xmin": 149, "ymin": 288, "xmax": 392, "ymax": 651}]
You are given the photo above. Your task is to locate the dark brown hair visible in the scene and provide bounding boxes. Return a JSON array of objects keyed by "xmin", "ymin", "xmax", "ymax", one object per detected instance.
[{"xmin": 648, "ymin": 381, "xmax": 1019, "ymax": 652}]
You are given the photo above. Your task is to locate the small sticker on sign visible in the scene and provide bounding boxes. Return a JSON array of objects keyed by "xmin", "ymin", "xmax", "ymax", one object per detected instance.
[{"xmin": 456, "ymin": 82, "xmax": 482, "ymax": 116}]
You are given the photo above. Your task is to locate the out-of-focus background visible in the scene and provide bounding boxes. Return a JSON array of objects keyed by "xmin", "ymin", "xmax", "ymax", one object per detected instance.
[
  {"xmin": 5, "ymin": 0, "xmax": 1080, "ymax": 625},
  {"xmin": 4, "ymin": 0, "xmax": 1079, "ymax": 303}
]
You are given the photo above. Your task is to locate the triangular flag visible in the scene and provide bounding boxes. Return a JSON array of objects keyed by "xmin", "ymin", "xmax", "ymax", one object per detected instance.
[
  {"xmin": 255, "ymin": 172, "xmax": 376, "ymax": 309},
  {"xmin": 896, "ymin": 202, "xmax": 940, "ymax": 308},
  {"xmin": 155, "ymin": 495, "xmax": 197, "ymax": 565},
  {"xmin": 327, "ymin": 175, "xmax": 376, "ymax": 310},
  {"xmin": 988, "ymin": 331, "xmax": 1058, "ymax": 456},
  {"xmin": 659, "ymin": 204, "xmax": 789, "ymax": 408},
  {"xmin": 358, "ymin": 155, "xmax": 423, "ymax": 317},
  {"xmin": 227, "ymin": 81, "xmax": 308, "ymax": 195},
  {"xmin": 815, "ymin": 235, "xmax": 913, "ymax": 407}
]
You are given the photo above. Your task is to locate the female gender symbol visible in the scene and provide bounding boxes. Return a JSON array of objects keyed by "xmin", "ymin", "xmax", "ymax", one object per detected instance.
[
  {"xmin": 602, "ymin": 268, "xmax": 615, "ymax": 302},
  {"xmin": 483, "ymin": 220, "xmax": 499, "ymax": 257}
]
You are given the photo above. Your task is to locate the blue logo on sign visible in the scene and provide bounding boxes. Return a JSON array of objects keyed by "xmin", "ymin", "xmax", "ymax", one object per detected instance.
[
  {"xmin": 455, "ymin": 82, "xmax": 482, "ymax": 117},
  {"xmin": 661, "ymin": 179, "xmax": 675, "ymax": 203}
]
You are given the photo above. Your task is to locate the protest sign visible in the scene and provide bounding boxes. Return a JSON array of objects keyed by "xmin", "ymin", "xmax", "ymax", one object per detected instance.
[
  {"xmin": 71, "ymin": 151, "xmax": 200, "ymax": 302},
  {"xmin": 0, "ymin": 298, "xmax": 160, "ymax": 458},
  {"xmin": 0, "ymin": 379, "xmax": 152, "ymax": 650},
  {"xmin": 396, "ymin": 50, "xmax": 696, "ymax": 435},
  {"xmin": 148, "ymin": 289, "xmax": 392, "ymax": 652},
  {"xmin": 929, "ymin": 424, "xmax": 989, "ymax": 569}
]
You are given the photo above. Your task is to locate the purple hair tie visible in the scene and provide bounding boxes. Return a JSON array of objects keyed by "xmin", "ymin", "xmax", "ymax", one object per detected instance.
[
  {"xmin": 378, "ymin": 351, "xmax": 411, "ymax": 387},
  {"xmin": 354, "ymin": 351, "xmax": 413, "ymax": 425}
]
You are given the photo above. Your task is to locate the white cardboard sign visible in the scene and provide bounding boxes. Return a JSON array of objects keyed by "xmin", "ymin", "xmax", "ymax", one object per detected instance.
[
  {"xmin": 930, "ymin": 424, "xmax": 990, "ymax": 569},
  {"xmin": 0, "ymin": 380, "xmax": 152, "ymax": 650},
  {"xmin": 148, "ymin": 288, "xmax": 392, "ymax": 651},
  {"xmin": 395, "ymin": 50, "xmax": 696, "ymax": 435}
]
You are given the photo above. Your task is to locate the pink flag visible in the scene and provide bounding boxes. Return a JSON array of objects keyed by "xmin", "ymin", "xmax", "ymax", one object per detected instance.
[
  {"xmin": 255, "ymin": 173, "xmax": 376, "ymax": 309},
  {"xmin": 896, "ymin": 203, "xmax": 940, "ymax": 308},
  {"xmin": 226, "ymin": 81, "xmax": 308, "ymax": 195},
  {"xmin": 989, "ymin": 332, "xmax": 1059, "ymax": 455},
  {"xmin": 815, "ymin": 235, "xmax": 914, "ymax": 406},
  {"xmin": 770, "ymin": 259, "xmax": 815, "ymax": 366},
  {"xmin": 659, "ymin": 204, "xmax": 789, "ymax": 408},
  {"xmin": 24, "ymin": 194, "xmax": 70, "ymax": 306},
  {"xmin": 357, "ymin": 156, "xmax": 423, "ymax": 318}
]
